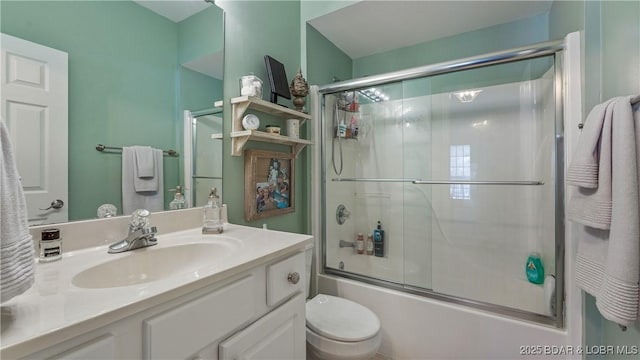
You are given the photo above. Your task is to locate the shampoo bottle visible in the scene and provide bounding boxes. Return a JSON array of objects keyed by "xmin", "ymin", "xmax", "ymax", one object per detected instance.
[
  {"xmin": 373, "ymin": 221, "xmax": 384, "ymax": 257},
  {"xmin": 356, "ymin": 233, "xmax": 364, "ymax": 254},
  {"xmin": 202, "ymin": 187, "xmax": 223, "ymax": 234},
  {"xmin": 366, "ymin": 234, "xmax": 374, "ymax": 255}
]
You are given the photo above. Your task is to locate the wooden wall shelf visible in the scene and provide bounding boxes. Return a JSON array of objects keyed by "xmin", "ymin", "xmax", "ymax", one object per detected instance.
[{"xmin": 230, "ymin": 96, "xmax": 312, "ymax": 157}]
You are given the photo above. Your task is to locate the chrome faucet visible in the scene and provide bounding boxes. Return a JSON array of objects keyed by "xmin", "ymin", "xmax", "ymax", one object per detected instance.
[{"xmin": 108, "ymin": 209, "xmax": 158, "ymax": 253}]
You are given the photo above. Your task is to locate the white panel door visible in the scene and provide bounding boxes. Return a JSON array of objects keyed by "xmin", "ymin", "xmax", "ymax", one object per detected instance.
[{"xmin": 1, "ymin": 33, "xmax": 68, "ymax": 225}]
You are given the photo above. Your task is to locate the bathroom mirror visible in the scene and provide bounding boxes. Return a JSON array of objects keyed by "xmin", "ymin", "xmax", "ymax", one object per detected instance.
[{"xmin": 1, "ymin": 0, "xmax": 224, "ymax": 225}]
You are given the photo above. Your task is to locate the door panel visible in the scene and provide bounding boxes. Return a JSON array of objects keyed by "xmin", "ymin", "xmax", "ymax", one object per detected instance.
[{"xmin": 1, "ymin": 33, "xmax": 68, "ymax": 225}]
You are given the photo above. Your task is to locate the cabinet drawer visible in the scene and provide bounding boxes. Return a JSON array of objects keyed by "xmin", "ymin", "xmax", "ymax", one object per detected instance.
[
  {"xmin": 266, "ymin": 252, "xmax": 305, "ymax": 306},
  {"xmin": 143, "ymin": 274, "xmax": 257, "ymax": 359}
]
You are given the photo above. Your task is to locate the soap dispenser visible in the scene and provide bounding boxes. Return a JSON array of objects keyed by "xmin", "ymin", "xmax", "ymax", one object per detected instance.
[
  {"xmin": 202, "ymin": 187, "xmax": 223, "ymax": 234},
  {"xmin": 169, "ymin": 185, "xmax": 186, "ymax": 210}
]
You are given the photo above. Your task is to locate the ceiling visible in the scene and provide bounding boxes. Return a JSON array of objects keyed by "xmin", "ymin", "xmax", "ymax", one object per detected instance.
[
  {"xmin": 133, "ymin": 0, "xmax": 554, "ymax": 67},
  {"xmin": 308, "ymin": 1, "xmax": 554, "ymax": 59},
  {"xmin": 134, "ymin": 0, "xmax": 210, "ymax": 22}
]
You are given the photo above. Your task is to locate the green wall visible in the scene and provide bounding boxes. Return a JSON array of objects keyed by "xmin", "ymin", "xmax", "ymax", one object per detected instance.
[
  {"xmin": 1, "ymin": 1, "xmax": 224, "ymax": 221},
  {"xmin": 219, "ymin": 0, "xmax": 308, "ymax": 234},
  {"xmin": 305, "ymin": 24, "xmax": 352, "ymax": 86},
  {"xmin": 178, "ymin": 6, "xmax": 224, "ymax": 65}
]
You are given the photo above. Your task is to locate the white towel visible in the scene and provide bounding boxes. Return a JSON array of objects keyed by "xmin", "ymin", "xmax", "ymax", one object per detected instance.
[
  {"xmin": 567, "ymin": 99, "xmax": 615, "ymax": 228},
  {"xmin": 122, "ymin": 147, "xmax": 164, "ymax": 214},
  {"xmin": 569, "ymin": 96, "xmax": 640, "ymax": 326},
  {"xmin": 130, "ymin": 146, "xmax": 158, "ymax": 192},
  {"xmin": 1, "ymin": 120, "xmax": 35, "ymax": 303},
  {"xmin": 134, "ymin": 145, "xmax": 155, "ymax": 179}
]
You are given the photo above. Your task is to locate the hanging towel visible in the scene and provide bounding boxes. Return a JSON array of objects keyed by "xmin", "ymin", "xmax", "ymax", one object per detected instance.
[
  {"xmin": 122, "ymin": 146, "xmax": 164, "ymax": 214},
  {"xmin": 134, "ymin": 145, "xmax": 155, "ymax": 179},
  {"xmin": 567, "ymin": 99, "xmax": 615, "ymax": 228},
  {"xmin": 131, "ymin": 146, "xmax": 158, "ymax": 192},
  {"xmin": 569, "ymin": 96, "xmax": 640, "ymax": 326},
  {"xmin": 0, "ymin": 120, "xmax": 35, "ymax": 303}
]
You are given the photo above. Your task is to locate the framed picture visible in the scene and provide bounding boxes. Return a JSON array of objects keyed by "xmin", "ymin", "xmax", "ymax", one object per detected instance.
[{"xmin": 244, "ymin": 149, "xmax": 295, "ymax": 221}]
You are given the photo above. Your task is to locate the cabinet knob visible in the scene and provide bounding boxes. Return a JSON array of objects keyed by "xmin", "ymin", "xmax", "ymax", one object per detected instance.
[{"xmin": 287, "ymin": 272, "xmax": 300, "ymax": 284}]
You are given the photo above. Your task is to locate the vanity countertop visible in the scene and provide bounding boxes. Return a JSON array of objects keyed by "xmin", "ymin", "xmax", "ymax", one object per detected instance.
[{"xmin": 0, "ymin": 223, "xmax": 313, "ymax": 359}]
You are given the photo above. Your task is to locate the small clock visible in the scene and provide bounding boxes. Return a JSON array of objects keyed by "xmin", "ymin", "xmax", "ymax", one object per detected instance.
[{"xmin": 242, "ymin": 114, "xmax": 260, "ymax": 130}]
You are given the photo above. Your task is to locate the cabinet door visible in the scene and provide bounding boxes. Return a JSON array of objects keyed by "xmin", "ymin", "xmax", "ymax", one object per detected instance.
[
  {"xmin": 144, "ymin": 275, "xmax": 258, "ymax": 359},
  {"xmin": 219, "ymin": 294, "xmax": 305, "ymax": 360}
]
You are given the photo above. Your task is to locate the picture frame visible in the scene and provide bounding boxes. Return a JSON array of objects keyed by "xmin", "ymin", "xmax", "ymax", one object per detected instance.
[{"xmin": 244, "ymin": 149, "xmax": 295, "ymax": 221}]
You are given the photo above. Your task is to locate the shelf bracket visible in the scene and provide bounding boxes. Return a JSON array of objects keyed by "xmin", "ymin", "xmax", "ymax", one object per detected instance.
[
  {"xmin": 232, "ymin": 102, "xmax": 250, "ymax": 123},
  {"xmin": 232, "ymin": 135, "xmax": 250, "ymax": 156},
  {"xmin": 292, "ymin": 143, "xmax": 307, "ymax": 159}
]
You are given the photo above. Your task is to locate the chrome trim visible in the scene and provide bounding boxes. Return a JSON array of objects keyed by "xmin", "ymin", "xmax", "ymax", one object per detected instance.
[
  {"xmin": 324, "ymin": 269, "xmax": 557, "ymax": 326},
  {"xmin": 320, "ymin": 94, "xmax": 328, "ymax": 279},
  {"xmin": 318, "ymin": 39, "xmax": 565, "ymax": 94},
  {"xmin": 554, "ymin": 52, "xmax": 566, "ymax": 329}
]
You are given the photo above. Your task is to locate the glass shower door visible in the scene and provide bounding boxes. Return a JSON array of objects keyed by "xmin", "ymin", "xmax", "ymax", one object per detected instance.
[
  {"xmin": 323, "ymin": 54, "xmax": 560, "ymax": 321},
  {"xmin": 403, "ymin": 57, "xmax": 557, "ymax": 316}
]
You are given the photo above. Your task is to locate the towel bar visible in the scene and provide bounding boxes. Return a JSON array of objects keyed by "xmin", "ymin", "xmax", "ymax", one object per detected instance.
[{"xmin": 96, "ymin": 144, "xmax": 179, "ymax": 157}]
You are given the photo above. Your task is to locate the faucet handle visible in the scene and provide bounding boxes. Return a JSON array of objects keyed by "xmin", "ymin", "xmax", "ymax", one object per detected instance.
[{"xmin": 130, "ymin": 209, "xmax": 151, "ymax": 231}]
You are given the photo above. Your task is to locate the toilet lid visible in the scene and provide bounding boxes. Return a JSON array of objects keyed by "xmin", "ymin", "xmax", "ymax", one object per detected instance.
[{"xmin": 306, "ymin": 294, "xmax": 380, "ymax": 342}]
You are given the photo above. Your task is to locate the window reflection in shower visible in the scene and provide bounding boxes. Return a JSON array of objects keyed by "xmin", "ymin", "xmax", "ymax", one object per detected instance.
[{"xmin": 449, "ymin": 144, "xmax": 471, "ymax": 200}]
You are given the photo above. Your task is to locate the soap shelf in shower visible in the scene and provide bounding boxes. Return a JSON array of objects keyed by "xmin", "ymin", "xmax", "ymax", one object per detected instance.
[{"xmin": 230, "ymin": 96, "xmax": 313, "ymax": 157}]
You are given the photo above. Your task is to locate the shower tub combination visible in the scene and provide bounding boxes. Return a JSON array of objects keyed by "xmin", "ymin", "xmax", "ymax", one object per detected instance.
[{"xmin": 312, "ymin": 33, "xmax": 582, "ymax": 359}]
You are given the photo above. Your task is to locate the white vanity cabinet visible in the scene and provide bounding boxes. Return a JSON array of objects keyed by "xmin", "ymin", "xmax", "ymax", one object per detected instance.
[
  {"xmin": 219, "ymin": 252, "xmax": 307, "ymax": 360},
  {"xmin": 20, "ymin": 251, "xmax": 307, "ymax": 360}
]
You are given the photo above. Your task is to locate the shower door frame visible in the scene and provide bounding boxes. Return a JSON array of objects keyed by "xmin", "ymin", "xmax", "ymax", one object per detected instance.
[{"xmin": 317, "ymin": 39, "xmax": 566, "ymax": 328}]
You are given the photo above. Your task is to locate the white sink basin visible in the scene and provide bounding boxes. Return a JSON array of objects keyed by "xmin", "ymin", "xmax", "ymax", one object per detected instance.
[{"xmin": 72, "ymin": 243, "xmax": 234, "ymax": 289}]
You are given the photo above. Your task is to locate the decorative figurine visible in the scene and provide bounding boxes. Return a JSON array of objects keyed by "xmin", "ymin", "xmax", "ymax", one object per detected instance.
[{"xmin": 290, "ymin": 68, "xmax": 309, "ymax": 113}]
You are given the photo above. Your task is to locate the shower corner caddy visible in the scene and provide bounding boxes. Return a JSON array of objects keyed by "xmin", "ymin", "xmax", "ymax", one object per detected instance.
[{"xmin": 230, "ymin": 96, "xmax": 313, "ymax": 158}]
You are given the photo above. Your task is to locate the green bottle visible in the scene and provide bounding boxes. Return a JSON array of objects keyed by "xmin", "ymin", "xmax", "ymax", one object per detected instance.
[{"xmin": 526, "ymin": 253, "xmax": 545, "ymax": 284}]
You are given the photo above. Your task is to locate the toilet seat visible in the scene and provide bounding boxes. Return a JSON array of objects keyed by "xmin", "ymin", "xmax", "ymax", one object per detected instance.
[{"xmin": 306, "ymin": 294, "xmax": 380, "ymax": 342}]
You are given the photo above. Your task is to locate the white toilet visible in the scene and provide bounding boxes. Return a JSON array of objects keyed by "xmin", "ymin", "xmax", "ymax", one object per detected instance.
[{"xmin": 305, "ymin": 249, "xmax": 382, "ymax": 360}]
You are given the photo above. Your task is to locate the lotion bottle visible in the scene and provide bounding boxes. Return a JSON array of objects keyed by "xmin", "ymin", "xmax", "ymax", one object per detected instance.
[
  {"xmin": 202, "ymin": 187, "xmax": 223, "ymax": 234},
  {"xmin": 366, "ymin": 234, "xmax": 374, "ymax": 255},
  {"xmin": 356, "ymin": 233, "xmax": 364, "ymax": 254},
  {"xmin": 169, "ymin": 185, "xmax": 186, "ymax": 210}
]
